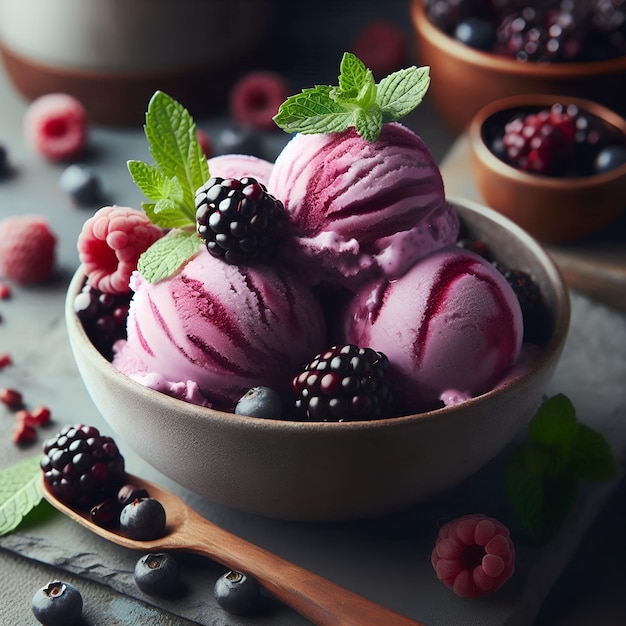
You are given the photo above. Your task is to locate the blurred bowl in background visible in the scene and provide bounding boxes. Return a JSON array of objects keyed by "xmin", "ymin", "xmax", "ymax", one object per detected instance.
[
  {"xmin": 469, "ymin": 94, "xmax": 626, "ymax": 244},
  {"xmin": 0, "ymin": 0, "xmax": 272, "ymax": 125},
  {"xmin": 410, "ymin": 0, "xmax": 626, "ymax": 133}
]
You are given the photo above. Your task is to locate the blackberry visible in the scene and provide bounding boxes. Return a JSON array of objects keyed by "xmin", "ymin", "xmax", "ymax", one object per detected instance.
[
  {"xmin": 40, "ymin": 424, "xmax": 126, "ymax": 508},
  {"xmin": 292, "ymin": 344, "xmax": 394, "ymax": 422},
  {"xmin": 74, "ymin": 283, "xmax": 131, "ymax": 360},
  {"xmin": 494, "ymin": 7, "xmax": 548, "ymax": 61},
  {"xmin": 195, "ymin": 176, "xmax": 285, "ymax": 265},
  {"xmin": 498, "ymin": 266, "xmax": 552, "ymax": 343}
]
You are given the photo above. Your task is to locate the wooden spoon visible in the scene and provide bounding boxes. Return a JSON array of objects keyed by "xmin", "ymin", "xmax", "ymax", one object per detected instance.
[{"xmin": 41, "ymin": 473, "xmax": 423, "ymax": 626}]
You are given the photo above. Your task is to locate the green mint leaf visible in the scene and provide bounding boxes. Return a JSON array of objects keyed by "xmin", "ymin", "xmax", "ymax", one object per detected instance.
[
  {"xmin": 144, "ymin": 91, "xmax": 209, "ymax": 220},
  {"xmin": 142, "ymin": 199, "xmax": 192, "ymax": 229},
  {"xmin": 137, "ymin": 229, "xmax": 200, "ymax": 283},
  {"xmin": 128, "ymin": 160, "xmax": 184, "ymax": 204},
  {"xmin": 336, "ymin": 52, "xmax": 376, "ymax": 107},
  {"xmin": 273, "ymin": 53, "xmax": 430, "ymax": 141},
  {"xmin": 354, "ymin": 104, "xmax": 383, "ymax": 143},
  {"xmin": 273, "ymin": 86, "xmax": 354, "ymax": 135},
  {"xmin": 505, "ymin": 444, "xmax": 579, "ymax": 543},
  {"xmin": 528, "ymin": 393, "xmax": 579, "ymax": 455},
  {"xmin": 378, "ymin": 65, "xmax": 431, "ymax": 122},
  {"xmin": 0, "ymin": 456, "xmax": 43, "ymax": 536},
  {"xmin": 570, "ymin": 423, "xmax": 618, "ymax": 481}
]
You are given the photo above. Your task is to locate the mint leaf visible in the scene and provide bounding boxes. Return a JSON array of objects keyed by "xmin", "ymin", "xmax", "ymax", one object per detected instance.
[
  {"xmin": 0, "ymin": 456, "xmax": 43, "ymax": 536},
  {"xmin": 137, "ymin": 230, "xmax": 200, "ymax": 283},
  {"xmin": 378, "ymin": 65, "xmax": 431, "ymax": 122},
  {"xmin": 335, "ymin": 52, "xmax": 377, "ymax": 108},
  {"xmin": 143, "ymin": 91, "xmax": 209, "ymax": 221},
  {"xmin": 273, "ymin": 86, "xmax": 354, "ymax": 135},
  {"xmin": 273, "ymin": 53, "xmax": 430, "ymax": 141},
  {"xmin": 570, "ymin": 423, "xmax": 618, "ymax": 481},
  {"xmin": 505, "ymin": 393, "xmax": 618, "ymax": 544},
  {"xmin": 355, "ymin": 104, "xmax": 383, "ymax": 142},
  {"xmin": 128, "ymin": 161, "xmax": 184, "ymax": 204}
]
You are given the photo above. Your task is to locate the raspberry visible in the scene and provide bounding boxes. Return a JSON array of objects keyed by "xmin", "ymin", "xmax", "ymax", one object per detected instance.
[
  {"xmin": 229, "ymin": 71, "xmax": 290, "ymax": 131},
  {"xmin": 24, "ymin": 93, "xmax": 87, "ymax": 161},
  {"xmin": 73, "ymin": 283, "xmax": 131, "ymax": 360},
  {"xmin": 351, "ymin": 21, "xmax": 409, "ymax": 79},
  {"xmin": 0, "ymin": 353, "xmax": 12, "ymax": 369},
  {"xmin": 77, "ymin": 205, "xmax": 163, "ymax": 294},
  {"xmin": 431, "ymin": 514, "xmax": 515, "ymax": 598},
  {"xmin": 196, "ymin": 128, "xmax": 214, "ymax": 158},
  {"xmin": 291, "ymin": 344, "xmax": 395, "ymax": 422},
  {"xmin": 0, "ymin": 281, "xmax": 10, "ymax": 298},
  {"xmin": 41, "ymin": 424, "xmax": 126, "ymax": 507},
  {"xmin": 195, "ymin": 176, "xmax": 286, "ymax": 265},
  {"xmin": 0, "ymin": 216, "xmax": 57, "ymax": 284},
  {"xmin": 499, "ymin": 104, "xmax": 578, "ymax": 175}
]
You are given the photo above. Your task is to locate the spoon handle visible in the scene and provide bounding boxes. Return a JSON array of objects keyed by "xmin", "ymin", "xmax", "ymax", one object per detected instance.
[{"xmin": 180, "ymin": 510, "xmax": 423, "ymax": 626}]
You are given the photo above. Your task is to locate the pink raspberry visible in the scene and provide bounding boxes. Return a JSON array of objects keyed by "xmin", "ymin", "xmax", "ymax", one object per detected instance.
[
  {"xmin": 24, "ymin": 93, "xmax": 88, "ymax": 161},
  {"xmin": 0, "ymin": 216, "xmax": 57, "ymax": 284},
  {"xmin": 77, "ymin": 206, "xmax": 163, "ymax": 294},
  {"xmin": 351, "ymin": 21, "xmax": 409, "ymax": 79},
  {"xmin": 431, "ymin": 514, "xmax": 515, "ymax": 598},
  {"xmin": 229, "ymin": 71, "xmax": 290, "ymax": 131}
]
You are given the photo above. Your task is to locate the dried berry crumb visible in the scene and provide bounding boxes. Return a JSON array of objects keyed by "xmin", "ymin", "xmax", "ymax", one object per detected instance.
[
  {"xmin": 0, "ymin": 282, "xmax": 11, "ymax": 299},
  {"xmin": 0, "ymin": 353, "xmax": 11, "ymax": 369},
  {"xmin": 12, "ymin": 420, "xmax": 37, "ymax": 445},
  {"xmin": 1, "ymin": 387, "xmax": 23, "ymax": 409}
]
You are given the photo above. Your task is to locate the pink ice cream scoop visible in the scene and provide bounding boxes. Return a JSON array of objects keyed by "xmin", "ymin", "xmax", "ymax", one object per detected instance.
[
  {"xmin": 343, "ymin": 247, "xmax": 524, "ymax": 411},
  {"xmin": 207, "ymin": 154, "xmax": 274, "ymax": 187},
  {"xmin": 113, "ymin": 246, "xmax": 327, "ymax": 409},
  {"xmin": 267, "ymin": 122, "xmax": 459, "ymax": 289}
]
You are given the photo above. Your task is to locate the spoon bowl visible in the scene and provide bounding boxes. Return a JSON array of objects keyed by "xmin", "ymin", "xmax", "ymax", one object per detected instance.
[{"xmin": 41, "ymin": 472, "xmax": 422, "ymax": 626}]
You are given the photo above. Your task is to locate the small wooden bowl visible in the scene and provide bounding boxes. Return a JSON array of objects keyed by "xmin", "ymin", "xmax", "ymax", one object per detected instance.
[
  {"xmin": 469, "ymin": 94, "xmax": 626, "ymax": 244},
  {"xmin": 410, "ymin": 0, "xmax": 626, "ymax": 133}
]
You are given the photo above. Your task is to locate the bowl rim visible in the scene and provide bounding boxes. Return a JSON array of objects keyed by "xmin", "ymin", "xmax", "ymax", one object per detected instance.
[
  {"xmin": 469, "ymin": 94, "xmax": 626, "ymax": 187},
  {"xmin": 66, "ymin": 197, "xmax": 571, "ymax": 434},
  {"xmin": 411, "ymin": 0, "xmax": 626, "ymax": 77}
]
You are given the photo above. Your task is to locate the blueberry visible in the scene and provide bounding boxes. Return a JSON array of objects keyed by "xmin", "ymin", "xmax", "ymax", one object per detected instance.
[
  {"xmin": 120, "ymin": 497, "xmax": 166, "ymax": 540},
  {"xmin": 0, "ymin": 143, "xmax": 9, "ymax": 177},
  {"xmin": 235, "ymin": 386, "xmax": 282, "ymax": 419},
  {"xmin": 134, "ymin": 552, "xmax": 181, "ymax": 596},
  {"xmin": 214, "ymin": 570, "xmax": 262, "ymax": 616},
  {"xmin": 59, "ymin": 164, "xmax": 102, "ymax": 205},
  {"xmin": 454, "ymin": 17, "xmax": 495, "ymax": 51},
  {"xmin": 31, "ymin": 580, "xmax": 83, "ymax": 626},
  {"xmin": 117, "ymin": 483, "xmax": 150, "ymax": 507},
  {"xmin": 216, "ymin": 126, "xmax": 264, "ymax": 157},
  {"xmin": 593, "ymin": 145, "xmax": 626, "ymax": 174}
]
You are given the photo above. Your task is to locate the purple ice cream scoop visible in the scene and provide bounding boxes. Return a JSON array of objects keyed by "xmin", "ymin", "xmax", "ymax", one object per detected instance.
[{"xmin": 267, "ymin": 122, "xmax": 459, "ymax": 289}]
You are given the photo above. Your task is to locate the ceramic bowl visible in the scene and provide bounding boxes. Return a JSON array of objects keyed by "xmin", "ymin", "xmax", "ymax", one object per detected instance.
[
  {"xmin": 65, "ymin": 199, "xmax": 570, "ymax": 521},
  {"xmin": 469, "ymin": 94, "xmax": 626, "ymax": 244},
  {"xmin": 410, "ymin": 0, "xmax": 626, "ymax": 133}
]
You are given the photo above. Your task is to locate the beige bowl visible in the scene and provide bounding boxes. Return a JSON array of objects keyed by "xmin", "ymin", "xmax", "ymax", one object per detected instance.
[
  {"xmin": 65, "ymin": 199, "xmax": 570, "ymax": 521},
  {"xmin": 469, "ymin": 94, "xmax": 626, "ymax": 244},
  {"xmin": 410, "ymin": 0, "xmax": 626, "ymax": 133}
]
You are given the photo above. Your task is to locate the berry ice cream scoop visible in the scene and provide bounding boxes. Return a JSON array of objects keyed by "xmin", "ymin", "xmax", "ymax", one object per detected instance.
[
  {"xmin": 113, "ymin": 247, "xmax": 327, "ymax": 409},
  {"xmin": 343, "ymin": 247, "xmax": 524, "ymax": 411},
  {"xmin": 267, "ymin": 123, "xmax": 459, "ymax": 289}
]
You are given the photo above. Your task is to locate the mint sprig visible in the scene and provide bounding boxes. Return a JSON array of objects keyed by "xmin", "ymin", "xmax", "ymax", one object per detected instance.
[
  {"xmin": 273, "ymin": 52, "xmax": 430, "ymax": 142},
  {"xmin": 128, "ymin": 90, "xmax": 209, "ymax": 282},
  {"xmin": 0, "ymin": 456, "xmax": 44, "ymax": 536},
  {"xmin": 505, "ymin": 394, "xmax": 618, "ymax": 543}
]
